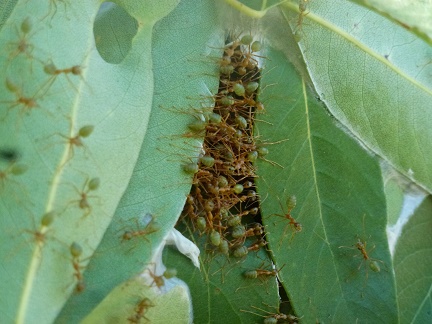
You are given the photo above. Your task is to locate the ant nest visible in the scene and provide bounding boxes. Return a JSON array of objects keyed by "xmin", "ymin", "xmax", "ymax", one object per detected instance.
[{"xmin": 179, "ymin": 33, "xmax": 269, "ymax": 260}]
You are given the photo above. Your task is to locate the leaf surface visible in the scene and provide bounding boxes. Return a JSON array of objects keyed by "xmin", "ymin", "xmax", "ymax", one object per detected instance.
[
  {"xmin": 255, "ymin": 42, "xmax": 398, "ymax": 322},
  {"xmin": 394, "ymin": 195, "xmax": 432, "ymax": 324},
  {"xmin": 56, "ymin": 0, "xmax": 224, "ymax": 321},
  {"xmin": 282, "ymin": 0, "xmax": 432, "ymax": 193}
]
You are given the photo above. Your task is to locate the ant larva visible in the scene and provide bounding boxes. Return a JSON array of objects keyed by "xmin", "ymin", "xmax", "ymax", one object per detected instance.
[
  {"xmin": 127, "ymin": 297, "xmax": 155, "ymax": 323},
  {"xmin": 241, "ymin": 304, "xmax": 300, "ymax": 324},
  {"xmin": 269, "ymin": 195, "xmax": 302, "ymax": 248},
  {"xmin": 293, "ymin": 0, "xmax": 310, "ymax": 42},
  {"xmin": 60, "ymin": 124, "xmax": 94, "ymax": 163},
  {"xmin": 0, "ymin": 162, "xmax": 28, "ymax": 188},
  {"xmin": 69, "ymin": 241, "xmax": 86, "ymax": 293}
]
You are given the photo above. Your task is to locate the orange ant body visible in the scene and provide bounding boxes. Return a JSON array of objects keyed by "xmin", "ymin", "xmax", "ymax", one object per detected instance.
[
  {"xmin": 24, "ymin": 212, "xmax": 55, "ymax": 245},
  {"xmin": 0, "ymin": 162, "xmax": 29, "ymax": 202},
  {"xmin": 6, "ymin": 17, "xmax": 38, "ymax": 65},
  {"xmin": 127, "ymin": 297, "xmax": 155, "ymax": 323},
  {"xmin": 293, "ymin": 0, "xmax": 310, "ymax": 41},
  {"xmin": 60, "ymin": 124, "xmax": 94, "ymax": 163},
  {"xmin": 42, "ymin": 122, "xmax": 95, "ymax": 166},
  {"xmin": 241, "ymin": 304, "xmax": 300, "ymax": 324},
  {"xmin": 339, "ymin": 215, "xmax": 386, "ymax": 295},
  {"xmin": 340, "ymin": 237, "xmax": 384, "ymax": 278},
  {"xmin": 1, "ymin": 79, "xmax": 43, "ymax": 118},
  {"xmin": 40, "ymin": 58, "xmax": 89, "ymax": 95},
  {"xmin": 145, "ymin": 263, "xmax": 165, "ymax": 289},
  {"xmin": 271, "ymin": 195, "xmax": 302, "ymax": 247},
  {"xmin": 121, "ymin": 218, "xmax": 160, "ymax": 242},
  {"xmin": 243, "ymin": 264, "xmax": 285, "ymax": 280},
  {"xmin": 7, "ymin": 211, "xmax": 56, "ymax": 262},
  {"xmin": 65, "ymin": 177, "xmax": 100, "ymax": 217},
  {"xmin": 70, "ymin": 242, "xmax": 85, "ymax": 293},
  {"xmin": 247, "ymin": 238, "xmax": 267, "ymax": 252}
]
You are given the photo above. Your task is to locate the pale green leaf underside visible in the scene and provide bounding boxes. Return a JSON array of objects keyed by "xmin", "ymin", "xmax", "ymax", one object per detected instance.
[
  {"xmin": 82, "ymin": 277, "xmax": 191, "ymax": 324},
  {"xmin": 223, "ymin": 0, "xmax": 287, "ymax": 18},
  {"xmin": 164, "ymin": 242, "xmax": 280, "ymax": 324},
  {"xmin": 0, "ymin": 0, "xmax": 161, "ymax": 322},
  {"xmin": 57, "ymin": 0, "xmax": 223, "ymax": 321},
  {"xmin": 351, "ymin": 0, "xmax": 432, "ymax": 44},
  {"xmin": 282, "ymin": 0, "xmax": 432, "ymax": 194}
]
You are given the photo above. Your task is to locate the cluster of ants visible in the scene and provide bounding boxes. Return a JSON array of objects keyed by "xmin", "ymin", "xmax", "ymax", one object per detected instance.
[{"xmin": 179, "ymin": 33, "xmax": 270, "ymax": 261}]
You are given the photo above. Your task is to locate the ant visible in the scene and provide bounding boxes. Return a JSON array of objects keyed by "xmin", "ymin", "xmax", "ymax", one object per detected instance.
[
  {"xmin": 24, "ymin": 211, "xmax": 55, "ymax": 246},
  {"xmin": 293, "ymin": 0, "xmax": 310, "ymax": 42},
  {"xmin": 247, "ymin": 237, "xmax": 268, "ymax": 252},
  {"xmin": 339, "ymin": 214, "xmax": 386, "ymax": 294},
  {"xmin": 270, "ymin": 195, "xmax": 302, "ymax": 248},
  {"xmin": 0, "ymin": 162, "xmax": 29, "ymax": 202},
  {"xmin": 144, "ymin": 263, "xmax": 167, "ymax": 290},
  {"xmin": 39, "ymin": 56, "xmax": 90, "ymax": 96},
  {"xmin": 121, "ymin": 217, "xmax": 160, "ymax": 242},
  {"xmin": 42, "ymin": 119, "xmax": 95, "ymax": 166},
  {"xmin": 243, "ymin": 264, "xmax": 285, "ymax": 281},
  {"xmin": 69, "ymin": 241, "xmax": 86, "ymax": 293},
  {"xmin": 241, "ymin": 304, "xmax": 300, "ymax": 324},
  {"xmin": 0, "ymin": 162, "xmax": 28, "ymax": 188},
  {"xmin": 1, "ymin": 78, "xmax": 44, "ymax": 119},
  {"xmin": 65, "ymin": 177, "xmax": 100, "ymax": 217},
  {"xmin": 5, "ymin": 17, "xmax": 41, "ymax": 68},
  {"xmin": 127, "ymin": 297, "xmax": 155, "ymax": 323}
]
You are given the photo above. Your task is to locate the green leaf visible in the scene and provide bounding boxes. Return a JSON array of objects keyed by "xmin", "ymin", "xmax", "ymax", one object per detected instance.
[
  {"xmin": 82, "ymin": 276, "xmax": 191, "ymax": 324},
  {"xmin": 350, "ymin": 0, "xmax": 432, "ymax": 44},
  {"xmin": 255, "ymin": 44, "xmax": 398, "ymax": 322},
  {"xmin": 93, "ymin": 3, "xmax": 138, "ymax": 64},
  {"xmin": 394, "ymin": 195, "xmax": 432, "ymax": 323},
  {"xmin": 382, "ymin": 166, "xmax": 406, "ymax": 226},
  {"xmin": 281, "ymin": 0, "xmax": 432, "ymax": 193},
  {"xmin": 222, "ymin": 0, "xmax": 287, "ymax": 18},
  {"xmin": 56, "ymin": 0, "xmax": 224, "ymax": 321},
  {"xmin": 163, "ymin": 238, "xmax": 280, "ymax": 323},
  {"xmin": 0, "ymin": 0, "xmax": 163, "ymax": 322}
]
